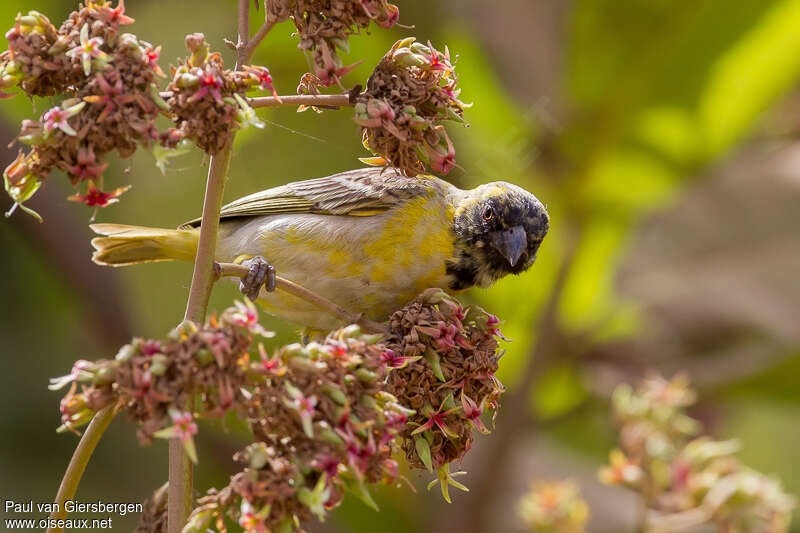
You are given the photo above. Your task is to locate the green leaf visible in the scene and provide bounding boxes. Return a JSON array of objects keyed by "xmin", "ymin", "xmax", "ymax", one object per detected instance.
[
  {"xmin": 423, "ymin": 347, "xmax": 445, "ymax": 382},
  {"xmin": 415, "ymin": 435, "xmax": 434, "ymax": 473}
]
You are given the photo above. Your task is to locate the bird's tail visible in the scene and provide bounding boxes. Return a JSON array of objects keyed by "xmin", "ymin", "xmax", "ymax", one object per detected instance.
[{"xmin": 90, "ymin": 223, "xmax": 199, "ymax": 266}]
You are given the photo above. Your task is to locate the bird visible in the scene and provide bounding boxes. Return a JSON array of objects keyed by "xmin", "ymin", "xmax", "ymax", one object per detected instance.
[{"xmin": 90, "ymin": 167, "xmax": 549, "ymax": 331}]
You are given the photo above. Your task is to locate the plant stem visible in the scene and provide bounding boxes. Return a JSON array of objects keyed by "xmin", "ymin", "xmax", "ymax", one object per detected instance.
[
  {"xmin": 48, "ymin": 406, "xmax": 116, "ymax": 533},
  {"xmin": 181, "ymin": 148, "xmax": 234, "ymax": 325},
  {"xmin": 168, "ymin": 1, "xmax": 273, "ymax": 529},
  {"xmin": 215, "ymin": 262, "xmax": 388, "ymax": 333},
  {"xmin": 168, "ymin": 136, "xmax": 234, "ymax": 533},
  {"xmin": 236, "ymin": 0, "xmax": 249, "ymax": 54}
]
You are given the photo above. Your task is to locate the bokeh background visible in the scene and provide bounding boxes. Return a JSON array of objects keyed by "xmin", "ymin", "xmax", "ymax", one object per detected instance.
[{"xmin": 1, "ymin": 0, "xmax": 800, "ymax": 531}]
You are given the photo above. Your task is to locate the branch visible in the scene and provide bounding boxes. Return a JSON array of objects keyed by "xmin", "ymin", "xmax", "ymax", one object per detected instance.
[
  {"xmin": 215, "ymin": 262, "xmax": 388, "ymax": 334},
  {"xmin": 48, "ymin": 406, "xmax": 117, "ymax": 533},
  {"xmin": 237, "ymin": 0, "xmax": 249, "ymax": 54},
  {"xmin": 157, "ymin": 92, "xmax": 354, "ymax": 111},
  {"xmin": 240, "ymin": 19, "xmax": 277, "ymax": 67}
]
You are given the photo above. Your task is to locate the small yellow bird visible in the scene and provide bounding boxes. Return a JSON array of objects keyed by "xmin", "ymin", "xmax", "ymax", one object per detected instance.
[{"xmin": 90, "ymin": 168, "xmax": 549, "ymax": 330}]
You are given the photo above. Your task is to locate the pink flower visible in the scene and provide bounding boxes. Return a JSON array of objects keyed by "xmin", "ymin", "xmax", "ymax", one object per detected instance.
[
  {"xmin": 284, "ymin": 383, "xmax": 317, "ymax": 437},
  {"xmin": 417, "ymin": 321, "xmax": 471, "ymax": 352},
  {"xmin": 92, "ymin": 0, "xmax": 135, "ymax": 27},
  {"xmin": 83, "ymin": 73, "xmax": 128, "ymax": 122},
  {"xmin": 314, "ymin": 41, "xmax": 362, "ymax": 87},
  {"xmin": 227, "ymin": 300, "xmax": 274, "ymax": 337},
  {"xmin": 257, "ymin": 344, "xmax": 286, "ymax": 376},
  {"xmin": 412, "ymin": 400, "xmax": 459, "ymax": 438},
  {"xmin": 188, "ymin": 71, "xmax": 223, "ymax": 104},
  {"xmin": 461, "ymin": 394, "xmax": 489, "ymax": 434},
  {"xmin": 172, "ymin": 410, "xmax": 198, "ymax": 440},
  {"xmin": 311, "ymin": 454, "xmax": 341, "ymax": 481},
  {"xmin": 378, "ymin": 3, "xmax": 400, "ymax": 28},
  {"xmin": 48, "ymin": 360, "xmax": 94, "ymax": 390},
  {"xmin": 337, "ymin": 426, "xmax": 377, "ymax": 477},
  {"xmin": 598, "ymin": 449, "xmax": 643, "ymax": 487},
  {"xmin": 360, "ymin": 1, "xmax": 400, "ymax": 28},
  {"xmin": 154, "ymin": 409, "xmax": 198, "ymax": 463},
  {"xmin": 244, "ymin": 65, "xmax": 279, "ymax": 99},
  {"xmin": 328, "ymin": 340, "xmax": 348, "ymax": 358},
  {"xmin": 67, "ymin": 180, "xmax": 131, "ymax": 208},
  {"xmin": 382, "ymin": 458, "xmax": 400, "ymax": 483},
  {"xmin": 66, "ymin": 146, "xmax": 108, "ymax": 182},
  {"xmin": 426, "ymin": 127, "xmax": 456, "ymax": 174},
  {"xmin": 238, "ymin": 500, "xmax": 268, "ymax": 532},
  {"xmin": 139, "ymin": 339, "xmax": 164, "ymax": 356},
  {"xmin": 143, "ymin": 44, "xmax": 165, "ymax": 77},
  {"xmin": 42, "ymin": 102, "xmax": 85, "ymax": 136},
  {"xmin": 67, "ymin": 24, "xmax": 108, "ymax": 76},
  {"xmin": 381, "ymin": 349, "xmax": 419, "ymax": 369}
]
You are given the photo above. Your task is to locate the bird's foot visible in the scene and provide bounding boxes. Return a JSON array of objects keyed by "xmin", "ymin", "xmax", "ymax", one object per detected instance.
[{"xmin": 238, "ymin": 255, "xmax": 276, "ymax": 301}]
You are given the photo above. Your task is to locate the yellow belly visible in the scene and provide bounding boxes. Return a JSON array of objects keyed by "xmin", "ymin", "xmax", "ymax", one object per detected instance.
[{"xmin": 216, "ymin": 196, "xmax": 456, "ymax": 330}]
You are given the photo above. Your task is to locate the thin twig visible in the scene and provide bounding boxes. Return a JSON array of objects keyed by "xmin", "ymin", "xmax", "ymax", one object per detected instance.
[
  {"xmin": 240, "ymin": 19, "xmax": 277, "ymax": 66},
  {"xmin": 48, "ymin": 406, "xmax": 117, "ymax": 533},
  {"xmin": 157, "ymin": 92, "xmax": 353, "ymax": 111},
  {"xmin": 249, "ymin": 93, "xmax": 352, "ymax": 109},
  {"xmin": 215, "ymin": 262, "xmax": 388, "ymax": 334}
]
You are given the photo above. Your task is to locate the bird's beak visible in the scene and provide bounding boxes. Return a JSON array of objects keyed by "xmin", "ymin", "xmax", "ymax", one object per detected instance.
[{"xmin": 489, "ymin": 225, "xmax": 527, "ymax": 267}]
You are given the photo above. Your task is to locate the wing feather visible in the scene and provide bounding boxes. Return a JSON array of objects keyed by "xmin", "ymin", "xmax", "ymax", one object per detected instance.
[{"xmin": 179, "ymin": 167, "xmax": 444, "ymax": 228}]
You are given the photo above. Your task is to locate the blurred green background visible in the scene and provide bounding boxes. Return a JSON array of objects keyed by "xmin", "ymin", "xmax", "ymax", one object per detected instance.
[{"xmin": 2, "ymin": 0, "xmax": 800, "ymax": 531}]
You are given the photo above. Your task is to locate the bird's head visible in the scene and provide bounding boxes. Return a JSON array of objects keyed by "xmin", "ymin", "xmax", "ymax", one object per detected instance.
[{"xmin": 450, "ymin": 182, "xmax": 549, "ymax": 288}]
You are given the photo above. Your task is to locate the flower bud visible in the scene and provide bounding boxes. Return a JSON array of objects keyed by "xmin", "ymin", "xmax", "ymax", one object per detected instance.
[
  {"xmin": 340, "ymin": 324, "xmax": 361, "ymax": 338},
  {"xmin": 149, "ymin": 353, "xmax": 170, "ymax": 376},
  {"xmin": 92, "ymin": 366, "xmax": 116, "ymax": 386},
  {"xmin": 195, "ymin": 348, "xmax": 214, "ymax": 367}
]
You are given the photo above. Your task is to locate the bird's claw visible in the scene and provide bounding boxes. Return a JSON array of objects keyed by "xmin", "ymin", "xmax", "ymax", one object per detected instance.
[{"xmin": 239, "ymin": 256, "xmax": 276, "ymax": 301}]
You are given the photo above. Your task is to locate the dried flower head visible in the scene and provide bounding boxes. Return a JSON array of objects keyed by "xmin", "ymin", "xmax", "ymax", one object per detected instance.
[
  {"xmin": 265, "ymin": 0, "xmax": 399, "ymax": 87},
  {"xmin": 384, "ymin": 288, "xmax": 505, "ymax": 501},
  {"xmin": 1, "ymin": 2, "xmax": 170, "ymax": 218},
  {"xmin": 356, "ymin": 38, "xmax": 469, "ymax": 176},
  {"xmin": 165, "ymin": 34, "xmax": 270, "ymax": 155},
  {"xmin": 600, "ymin": 375, "xmax": 796, "ymax": 532},
  {"xmin": 1, "ymin": 5, "xmax": 278, "ymax": 218},
  {"xmin": 517, "ymin": 480, "xmax": 589, "ymax": 533},
  {"xmin": 54, "ymin": 291, "xmax": 507, "ymax": 531},
  {"xmin": 50, "ymin": 301, "xmax": 269, "ymax": 460},
  {"xmin": 135, "ymin": 482, "xmax": 168, "ymax": 533},
  {"xmin": 186, "ymin": 325, "xmax": 408, "ymax": 532}
]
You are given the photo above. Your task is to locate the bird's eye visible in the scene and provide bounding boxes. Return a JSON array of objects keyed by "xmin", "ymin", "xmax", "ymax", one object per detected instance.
[{"xmin": 482, "ymin": 207, "xmax": 494, "ymax": 221}]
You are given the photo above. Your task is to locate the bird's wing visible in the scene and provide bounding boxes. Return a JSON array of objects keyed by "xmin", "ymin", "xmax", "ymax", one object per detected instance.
[{"xmin": 179, "ymin": 168, "xmax": 443, "ymax": 228}]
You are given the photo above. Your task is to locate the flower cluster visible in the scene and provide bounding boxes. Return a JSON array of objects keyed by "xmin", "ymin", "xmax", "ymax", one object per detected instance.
[
  {"xmin": 355, "ymin": 38, "xmax": 469, "ymax": 176},
  {"xmin": 265, "ymin": 0, "xmax": 399, "ymax": 86},
  {"xmin": 599, "ymin": 375, "xmax": 795, "ymax": 532},
  {"xmin": 164, "ymin": 33, "xmax": 274, "ymax": 155},
  {"xmin": 184, "ymin": 325, "xmax": 410, "ymax": 532},
  {"xmin": 51, "ymin": 300, "xmax": 270, "ymax": 462},
  {"xmin": 384, "ymin": 288, "xmax": 506, "ymax": 501},
  {"xmin": 1, "ymin": 4, "xmax": 279, "ymax": 218},
  {"xmin": 53, "ymin": 291, "xmax": 507, "ymax": 531},
  {"xmin": 1, "ymin": 2, "xmax": 170, "ymax": 217},
  {"xmin": 517, "ymin": 480, "xmax": 589, "ymax": 533},
  {"xmin": 135, "ymin": 482, "xmax": 168, "ymax": 533}
]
